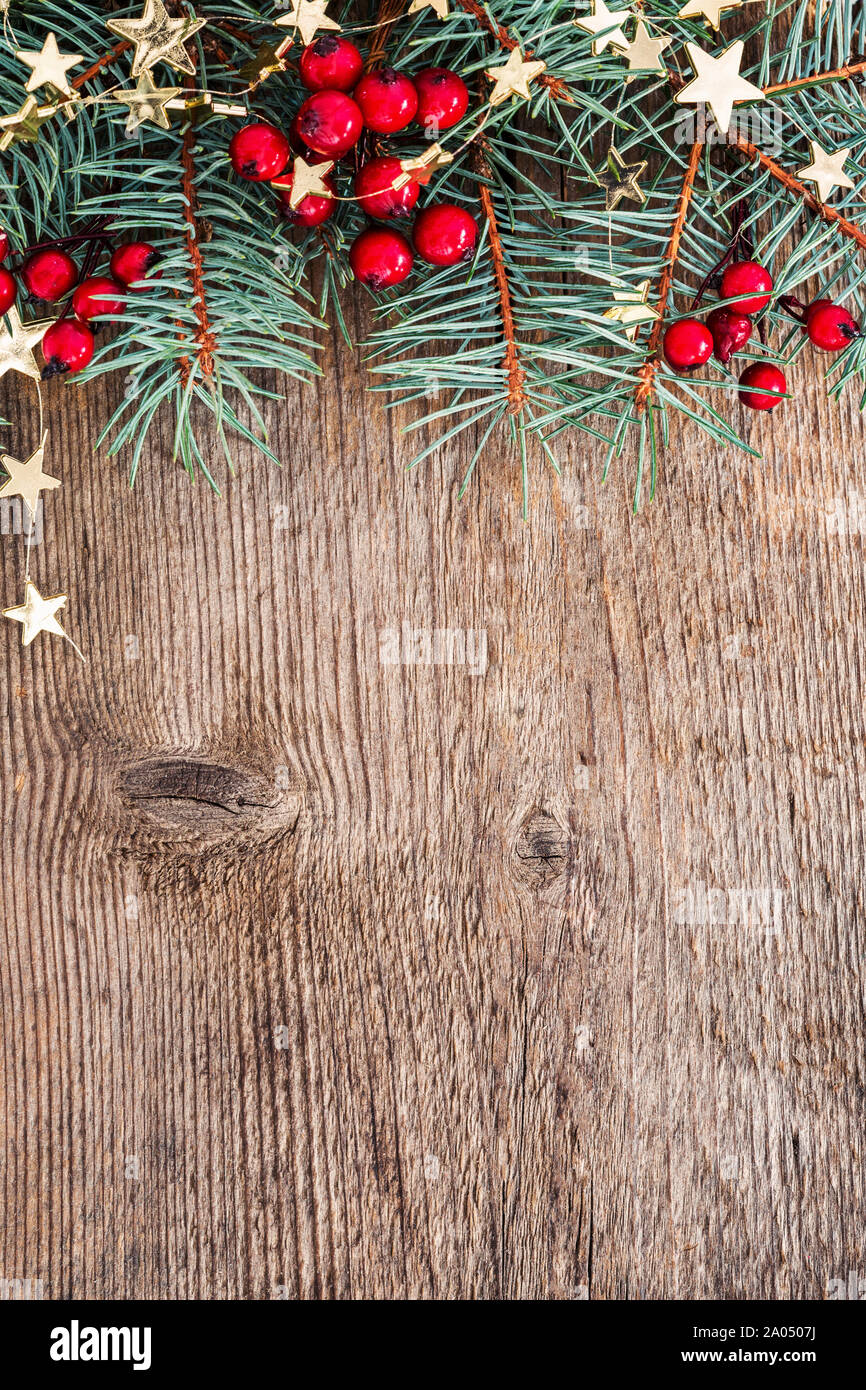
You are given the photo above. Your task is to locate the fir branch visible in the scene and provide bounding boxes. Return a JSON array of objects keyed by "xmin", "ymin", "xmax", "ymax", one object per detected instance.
[
  {"xmin": 731, "ymin": 135, "xmax": 866, "ymax": 252},
  {"xmin": 475, "ymin": 158, "xmax": 526, "ymax": 413},
  {"xmin": 179, "ymin": 80, "xmax": 216, "ymax": 381},
  {"xmin": 456, "ymin": 0, "xmax": 575, "ymax": 101}
]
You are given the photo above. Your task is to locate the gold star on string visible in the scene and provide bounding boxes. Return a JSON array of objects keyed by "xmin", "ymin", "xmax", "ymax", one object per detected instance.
[
  {"xmin": 485, "ymin": 48, "xmax": 546, "ymax": 106},
  {"xmin": 677, "ymin": 0, "xmax": 742, "ymax": 28},
  {"xmin": 274, "ymin": 0, "xmax": 341, "ymax": 48},
  {"xmin": 16, "ymin": 32, "xmax": 83, "ymax": 98},
  {"xmin": 675, "ymin": 41, "xmax": 764, "ymax": 136},
  {"xmin": 603, "ymin": 280, "xmax": 659, "ymax": 340},
  {"xmin": 408, "ymin": 0, "xmax": 450, "ymax": 17},
  {"xmin": 597, "ymin": 146, "xmax": 647, "ymax": 211},
  {"xmin": 574, "ymin": 1, "xmax": 631, "ymax": 57},
  {"xmin": 112, "ymin": 71, "xmax": 180, "ymax": 134},
  {"xmin": 0, "ymin": 95, "xmax": 57, "ymax": 151},
  {"xmin": 274, "ymin": 156, "xmax": 335, "ymax": 210},
  {"xmin": 4, "ymin": 580, "xmax": 70, "ymax": 648},
  {"xmin": 238, "ymin": 40, "xmax": 292, "ymax": 88},
  {"xmin": 107, "ymin": 0, "xmax": 207, "ymax": 78},
  {"xmin": 0, "ymin": 434, "xmax": 60, "ymax": 522},
  {"xmin": 621, "ymin": 20, "xmax": 672, "ymax": 72},
  {"xmin": 395, "ymin": 143, "xmax": 454, "ymax": 188},
  {"xmin": 0, "ymin": 308, "xmax": 53, "ymax": 382},
  {"xmin": 796, "ymin": 140, "xmax": 856, "ymax": 203}
]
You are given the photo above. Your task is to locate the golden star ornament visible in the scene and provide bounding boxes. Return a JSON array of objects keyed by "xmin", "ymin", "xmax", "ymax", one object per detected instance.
[
  {"xmin": 3, "ymin": 579, "xmax": 70, "ymax": 648},
  {"xmin": 408, "ymin": 0, "xmax": 450, "ymax": 17},
  {"xmin": 16, "ymin": 32, "xmax": 83, "ymax": 98},
  {"xmin": 113, "ymin": 71, "xmax": 181, "ymax": 134},
  {"xmin": 0, "ymin": 95, "xmax": 57, "ymax": 150},
  {"xmin": 597, "ymin": 146, "xmax": 647, "ymax": 211},
  {"xmin": 603, "ymin": 280, "xmax": 659, "ymax": 340},
  {"xmin": 675, "ymin": 40, "xmax": 764, "ymax": 136},
  {"xmin": 275, "ymin": 156, "xmax": 335, "ymax": 210},
  {"xmin": 396, "ymin": 143, "xmax": 454, "ymax": 188},
  {"xmin": 0, "ymin": 434, "xmax": 60, "ymax": 522},
  {"xmin": 238, "ymin": 40, "xmax": 292, "ymax": 88},
  {"xmin": 621, "ymin": 20, "xmax": 672, "ymax": 72},
  {"xmin": 0, "ymin": 307, "xmax": 53, "ymax": 382},
  {"xmin": 574, "ymin": 1, "xmax": 631, "ymax": 56},
  {"xmin": 678, "ymin": 0, "xmax": 743, "ymax": 28},
  {"xmin": 796, "ymin": 141, "xmax": 856, "ymax": 203},
  {"xmin": 107, "ymin": 0, "xmax": 207, "ymax": 78},
  {"xmin": 485, "ymin": 48, "xmax": 546, "ymax": 106},
  {"xmin": 274, "ymin": 0, "xmax": 341, "ymax": 47}
]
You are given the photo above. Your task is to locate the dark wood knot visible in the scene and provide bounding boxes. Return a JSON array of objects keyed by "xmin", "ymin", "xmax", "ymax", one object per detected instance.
[
  {"xmin": 512, "ymin": 809, "xmax": 570, "ymax": 889},
  {"xmin": 118, "ymin": 757, "xmax": 302, "ymax": 838}
]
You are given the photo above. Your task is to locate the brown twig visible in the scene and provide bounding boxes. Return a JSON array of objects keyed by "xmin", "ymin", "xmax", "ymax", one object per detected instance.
[
  {"xmin": 731, "ymin": 134, "xmax": 866, "ymax": 250},
  {"xmin": 635, "ymin": 140, "xmax": 703, "ymax": 413},
  {"xmin": 178, "ymin": 80, "xmax": 217, "ymax": 382},
  {"xmin": 365, "ymin": 0, "xmax": 406, "ymax": 70},
  {"xmin": 474, "ymin": 151, "xmax": 526, "ymax": 414},
  {"xmin": 765, "ymin": 58, "xmax": 866, "ymax": 95},
  {"xmin": 71, "ymin": 42, "xmax": 132, "ymax": 90},
  {"xmin": 456, "ymin": 0, "xmax": 573, "ymax": 101}
]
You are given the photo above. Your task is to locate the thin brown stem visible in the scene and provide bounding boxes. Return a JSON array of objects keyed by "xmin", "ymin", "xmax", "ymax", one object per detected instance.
[
  {"xmin": 178, "ymin": 80, "xmax": 217, "ymax": 382},
  {"xmin": 732, "ymin": 134, "xmax": 866, "ymax": 250},
  {"xmin": 475, "ymin": 152, "xmax": 526, "ymax": 414}
]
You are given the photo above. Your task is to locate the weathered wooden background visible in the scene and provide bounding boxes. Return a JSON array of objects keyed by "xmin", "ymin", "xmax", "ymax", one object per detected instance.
[{"xmin": 1, "ymin": 289, "xmax": 864, "ymax": 1300}]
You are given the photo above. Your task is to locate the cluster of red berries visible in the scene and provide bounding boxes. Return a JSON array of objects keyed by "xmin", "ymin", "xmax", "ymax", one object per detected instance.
[
  {"xmin": 228, "ymin": 39, "xmax": 477, "ymax": 292},
  {"xmin": 662, "ymin": 259, "xmax": 861, "ymax": 411},
  {"xmin": 0, "ymin": 228, "xmax": 159, "ymax": 378}
]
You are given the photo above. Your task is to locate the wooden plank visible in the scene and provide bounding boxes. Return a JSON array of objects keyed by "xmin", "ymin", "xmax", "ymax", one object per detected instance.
[{"xmin": 1, "ymin": 301, "xmax": 865, "ymax": 1299}]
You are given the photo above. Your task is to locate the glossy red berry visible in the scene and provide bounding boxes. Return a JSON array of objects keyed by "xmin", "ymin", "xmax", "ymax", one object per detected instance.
[
  {"xmin": 804, "ymin": 299, "xmax": 860, "ymax": 352},
  {"xmin": 41, "ymin": 319, "xmax": 94, "ymax": 378},
  {"xmin": 738, "ymin": 362, "xmax": 786, "ymax": 411},
  {"xmin": 413, "ymin": 68, "xmax": 469, "ymax": 132},
  {"xmin": 110, "ymin": 242, "xmax": 161, "ymax": 288},
  {"xmin": 273, "ymin": 170, "xmax": 336, "ymax": 227},
  {"xmin": 295, "ymin": 90, "xmax": 363, "ymax": 157},
  {"xmin": 706, "ymin": 306, "xmax": 752, "ymax": 365},
  {"xmin": 355, "ymin": 157, "xmax": 419, "ymax": 220},
  {"xmin": 720, "ymin": 260, "xmax": 773, "ymax": 314},
  {"xmin": 0, "ymin": 267, "xmax": 16, "ymax": 314},
  {"xmin": 299, "ymin": 36, "xmax": 363, "ymax": 92},
  {"xmin": 662, "ymin": 318, "xmax": 713, "ymax": 371},
  {"xmin": 350, "ymin": 227, "xmax": 413, "ymax": 291},
  {"xmin": 353, "ymin": 68, "xmax": 418, "ymax": 134},
  {"xmin": 22, "ymin": 247, "xmax": 77, "ymax": 301},
  {"xmin": 413, "ymin": 204, "xmax": 477, "ymax": 266},
  {"xmin": 229, "ymin": 121, "xmax": 290, "ymax": 181},
  {"xmin": 0, "ymin": 229, "xmax": 9, "ymax": 262},
  {"xmin": 72, "ymin": 276, "xmax": 126, "ymax": 321}
]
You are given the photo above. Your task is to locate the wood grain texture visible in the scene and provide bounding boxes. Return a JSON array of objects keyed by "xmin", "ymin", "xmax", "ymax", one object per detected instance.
[{"xmin": 1, "ymin": 290, "xmax": 865, "ymax": 1301}]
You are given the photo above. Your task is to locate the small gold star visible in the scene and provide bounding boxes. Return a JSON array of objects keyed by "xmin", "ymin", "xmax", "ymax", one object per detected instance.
[
  {"xmin": 238, "ymin": 40, "xmax": 292, "ymax": 88},
  {"xmin": 395, "ymin": 143, "xmax": 454, "ymax": 188},
  {"xmin": 485, "ymin": 48, "xmax": 546, "ymax": 106},
  {"xmin": 796, "ymin": 141, "xmax": 856, "ymax": 204},
  {"xmin": 675, "ymin": 40, "xmax": 764, "ymax": 136},
  {"xmin": 408, "ymin": 0, "xmax": 450, "ymax": 17},
  {"xmin": 597, "ymin": 146, "xmax": 647, "ymax": 211},
  {"xmin": 0, "ymin": 307, "xmax": 53, "ymax": 382},
  {"xmin": 16, "ymin": 32, "xmax": 83, "ymax": 98},
  {"xmin": 574, "ymin": 1, "xmax": 631, "ymax": 57},
  {"xmin": 107, "ymin": 0, "xmax": 207, "ymax": 78},
  {"xmin": 113, "ymin": 71, "xmax": 181, "ymax": 135},
  {"xmin": 274, "ymin": 156, "xmax": 335, "ymax": 210},
  {"xmin": 620, "ymin": 20, "xmax": 672, "ymax": 73},
  {"xmin": 603, "ymin": 280, "xmax": 659, "ymax": 340},
  {"xmin": 274, "ymin": 0, "xmax": 341, "ymax": 48},
  {"xmin": 0, "ymin": 95, "xmax": 57, "ymax": 151},
  {"xmin": 3, "ymin": 580, "xmax": 70, "ymax": 648},
  {"xmin": 677, "ymin": 0, "xmax": 742, "ymax": 28},
  {"xmin": 0, "ymin": 433, "xmax": 60, "ymax": 522}
]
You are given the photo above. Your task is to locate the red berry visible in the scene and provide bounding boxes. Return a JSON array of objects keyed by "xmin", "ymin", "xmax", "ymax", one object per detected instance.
[
  {"xmin": 295, "ymin": 90, "xmax": 363, "ymax": 157},
  {"xmin": 299, "ymin": 36, "xmax": 363, "ymax": 92},
  {"xmin": 41, "ymin": 319, "xmax": 94, "ymax": 378},
  {"xmin": 413, "ymin": 203, "xmax": 477, "ymax": 266},
  {"xmin": 720, "ymin": 260, "xmax": 773, "ymax": 315},
  {"xmin": 0, "ymin": 267, "xmax": 16, "ymax": 314},
  {"xmin": 353, "ymin": 68, "xmax": 418, "ymax": 134},
  {"xmin": 662, "ymin": 318, "xmax": 714, "ymax": 371},
  {"xmin": 738, "ymin": 362, "xmax": 786, "ymax": 411},
  {"xmin": 72, "ymin": 276, "xmax": 126, "ymax": 321},
  {"xmin": 273, "ymin": 170, "xmax": 336, "ymax": 227},
  {"xmin": 110, "ymin": 242, "xmax": 161, "ymax": 288},
  {"xmin": 229, "ymin": 121, "xmax": 291, "ymax": 181},
  {"xmin": 706, "ymin": 306, "xmax": 752, "ymax": 365},
  {"xmin": 22, "ymin": 247, "xmax": 77, "ymax": 301},
  {"xmin": 349, "ymin": 227, "xmax": 413, "ymax": 291},
  {"xmin": 804, "ymin": 299, "xmax": 860, "ymax": 352},
  {"xmin": 413, "ymin": 68, "xmax": 469, "ymax": 132},
  {"xmin": 0, "ymin": 229, "xmax": 9, "ymax": 262},
  {"xmin": 355, "ymin": 156, "xmax": 419, "ymax": 220}
]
